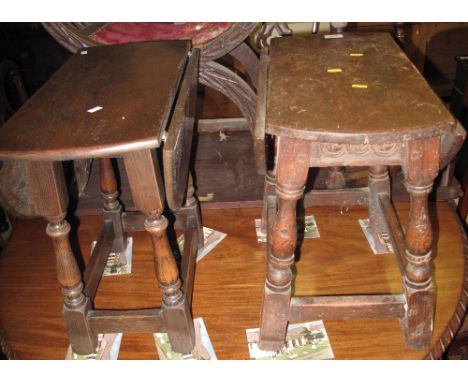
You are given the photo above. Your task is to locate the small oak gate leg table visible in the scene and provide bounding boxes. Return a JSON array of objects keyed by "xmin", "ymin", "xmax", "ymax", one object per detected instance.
[
  {"xmin": 256, "ymin": 33, "xmax": 466, "ymax": 351},
  {"xmin": 0, "ymin": 41, "xmax": 203, "ymax": 356}
]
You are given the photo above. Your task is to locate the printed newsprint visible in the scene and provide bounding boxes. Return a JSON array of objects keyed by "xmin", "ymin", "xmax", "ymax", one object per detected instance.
[
  {"xmin": 91, "ymin": 237, "xmax": 133, "ymax": 276},
  {"xmin": 246, "ymin": 320, "xmax": 334, "ymax": 360},
  {"xmin": 154, "ymin": 317, "xmax": 216, "ymax": 360},
  {"xmin": 358, "ymin": 218, "xmax": 394, "ymax": 255},
  {"xmin": 65, "ymin": 333, "xmax": 122, "ymax": 360},
  {"xmin": 178, "ymin": 227, "xmax": 226, "ymax": 262}
]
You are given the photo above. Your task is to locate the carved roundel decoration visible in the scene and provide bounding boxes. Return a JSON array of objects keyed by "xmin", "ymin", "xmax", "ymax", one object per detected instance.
[
  {"xmin": 346, "ymin": 143, "xmax": 370, "ymax": 155},
  {"xmin": 371, "ymin": 143, "xmax": 399, "ymax": 156},
  {"xmin": 319, "ymin": 143, "xmax": 347, "ymax": 158}
]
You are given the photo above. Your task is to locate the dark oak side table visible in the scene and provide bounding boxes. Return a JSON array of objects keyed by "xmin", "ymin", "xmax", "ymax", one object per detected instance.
[
  {"xmin": 0, "ymin": 41, "xmax": 202, "ymax": 356},
  {"xmin": 256, "ymin": 33, "xmax": 466, "ymax": 351}
]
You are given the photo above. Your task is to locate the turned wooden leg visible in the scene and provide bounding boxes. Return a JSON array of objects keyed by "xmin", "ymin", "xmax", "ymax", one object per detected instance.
[
  {"xmin": 184, "ymin": 173, "xmax": 203, "ymax": 248},
  {"xmin": 26, "ymin": 161, "xmax": 97, "ymax": 355},
  {"xmin": 259, "ymin": 137, "xmax": 311, "ymax": 351},
  {"xmin": 145, "ymin": 213, "xmax": 194, "ymax": 353},
  {"xmin": 123, "ymin": 149, "xmax": 195, "ymax": 354},
  {"xmin": 326, "ymin": 166, "xmax": 346, "ymax": 189},
  {"xmin": 394, "ymin": 22, "xmax": 408, "ymax": 51},
  {"xmin": 100, "ymin": 157, "xmax": 127, "ymax": 264},
  {"xmin": 48, "ymin": 219, "xmax": 97, "ymax": 354},
  {"xmin": 367, "ymin": 165, "xmax": 392, "ymax": 253},
  {"xmin": 403, "ymin": 138, "xmax": 440, "ymax": 348}
]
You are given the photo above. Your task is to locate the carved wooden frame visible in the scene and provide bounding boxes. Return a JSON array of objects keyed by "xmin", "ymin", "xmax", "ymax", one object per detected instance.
[
  {"xmin": 259, "ymin": 134, "xmax": 462, "ymax": 352},
  {"xmin": 256, "ymin": 33, "xmax": 467, "ymax": 351}
]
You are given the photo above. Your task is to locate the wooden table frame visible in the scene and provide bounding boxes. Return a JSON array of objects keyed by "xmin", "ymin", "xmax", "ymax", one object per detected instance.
[
  {"xmin": 24, "ymin": 153, "xmax": 201, "ymax": 355},
  {"xmin": 260, "ymin": 136, "xmax": 441, "ymax": 350},
  {"xmin": 255, "ymin": 34, "xmax": 466, "ymax": 352},
  {"xmin": 0, "ymin": 42, "xmax": 202, "ymax": 356}
]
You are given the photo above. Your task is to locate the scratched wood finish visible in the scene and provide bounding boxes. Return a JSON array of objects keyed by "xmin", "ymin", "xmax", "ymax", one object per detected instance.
[
  {"xmin": 0, "ymin": 41, "xmax": 190, "ymax": 161},
  {"xmin": 289, "ymin": 294, "xmax": 406, "ymax": 321},
  {"xmin": 124, "ymin": 148, "xmax": 195, "ymax": 354},
  {"xmin": 266, "ymin": 33, "xmax": 456, "ymax": 144},
  {"xmin": 402, "ymin": 137, "xmax": 440, "ymax": 348},
  {"xmin": 0, "ymin": 203, "xmax": 465, "ymax": 359}
]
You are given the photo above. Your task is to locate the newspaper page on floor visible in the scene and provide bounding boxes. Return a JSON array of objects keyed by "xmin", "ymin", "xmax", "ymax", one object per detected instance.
[{"xmin": 246, "ymin": 320, "xmax": 334, "ymax": 360}]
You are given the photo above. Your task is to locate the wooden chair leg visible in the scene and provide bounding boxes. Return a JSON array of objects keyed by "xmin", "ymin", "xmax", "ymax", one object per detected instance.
[
  {"xmin": 367, "ymin": 165, "xmax": 392, "ymax": 253},
  {"xmin": 48, "ymin": 219, "xmax": 97, "ymax": 355},
  {"xmin": 259, "ymin": 138, "xmax": 310, "ymax": 351},
  {"xmin": 100, "ymin": 157, "xmax": 127, "ymax": 263},
  {"xmin": 403, "ymin": 138, "xmax": 440, "ymax": 348},
  {"xmin": 145, "ymin": 214, "xmax": 195, "ymax": 354},
  {"xmin": 123, "ymin": 149, "xmax": 195, "ymax": 354},
  {"xmin": 185, "ymin": 173, "xmax": 203, "ymax": 248},
  {"xmin": 26, "ymin": 161, "xmax": 97, "ymax": 355}
]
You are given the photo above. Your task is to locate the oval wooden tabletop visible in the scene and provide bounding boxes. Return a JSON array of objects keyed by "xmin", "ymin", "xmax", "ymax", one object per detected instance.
[
  {"xmin": 0, "ymin": 202, "xmax": 466, "ymax": 359},
  {"xmin": 266, "ymin": 33, "xmax": 456, "ymax": 144},
  {"xmin": 0, "ymin": 40, "xmax": 190, "ymax": 161}
]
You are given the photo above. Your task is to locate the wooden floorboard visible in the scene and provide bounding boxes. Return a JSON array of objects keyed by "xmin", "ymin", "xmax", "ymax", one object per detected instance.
[{"xmin": 0, "ymin": 202, "xmax": 465, "ymax": 359}]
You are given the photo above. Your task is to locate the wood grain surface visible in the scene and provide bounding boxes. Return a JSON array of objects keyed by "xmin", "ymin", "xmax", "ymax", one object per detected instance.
[
  {"xmin": 0, "ymin": 202, "xmax": 465, "ymax": 359},
  {"xmin": 0, "ymin": 41, "xmax": 190, "ymax": 161},
  {"xmin": 266, "ymin": 33, "xmax": 456, "ymax": 143}
]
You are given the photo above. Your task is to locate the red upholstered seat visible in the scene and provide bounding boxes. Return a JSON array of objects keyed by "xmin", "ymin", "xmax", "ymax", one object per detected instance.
[{"xmin": 91, "ymin": 22, "xmax": 231, "ymax": 45}]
